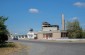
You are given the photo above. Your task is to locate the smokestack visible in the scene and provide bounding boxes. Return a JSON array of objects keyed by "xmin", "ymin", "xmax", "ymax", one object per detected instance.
[{"xmin": 62, "ymin": 14, "xmax": 65, "ymax": 30}]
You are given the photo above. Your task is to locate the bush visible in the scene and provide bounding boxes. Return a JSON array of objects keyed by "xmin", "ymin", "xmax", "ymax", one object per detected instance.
[
  {"xmin": 0, "ymin": 42, "xmax": 16, "ymax": 48},
  {"xmin": 0, "ymin": 34, "xmax": 8, "ymax": 43}
]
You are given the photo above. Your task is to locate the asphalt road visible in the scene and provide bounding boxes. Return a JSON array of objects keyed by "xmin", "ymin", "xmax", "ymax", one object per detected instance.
[{"xmin": 10, "ymin": 40, "xmax": 85, "ymax": 55}]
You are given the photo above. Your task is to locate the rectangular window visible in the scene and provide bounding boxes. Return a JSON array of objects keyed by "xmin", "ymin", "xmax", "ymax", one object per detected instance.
[{"xmin": 43, "ymin": 33, "xmax": 52, "ymax": 39}]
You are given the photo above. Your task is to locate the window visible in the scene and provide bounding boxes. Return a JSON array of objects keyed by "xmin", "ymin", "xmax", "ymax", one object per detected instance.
[
  {"xmin": 22, "ymin": 35, "xmax": 24, "ymax": 38},
  {"xmin": 25, "ymin": 35, "xmax": 27, "ymax": 38},
  {"xmin": 43, "ymin": 33, "xmax": 53, "ymax": 39}
]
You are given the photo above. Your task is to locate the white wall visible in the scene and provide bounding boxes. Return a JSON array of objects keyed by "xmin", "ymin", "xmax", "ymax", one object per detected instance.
[
  {"xmin": 27, "ymin": 32, "xmax": 36, "ymax": 39},
  {"xmin": 42, "ymin": 27, "xmax": 58, "ymax": 31}
]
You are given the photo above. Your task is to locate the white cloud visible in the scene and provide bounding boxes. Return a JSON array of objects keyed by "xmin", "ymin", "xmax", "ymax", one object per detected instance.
[
  {"xmin": 73, "ymin": 2, "xmax": 85, "ymax": 7},
  {"xmin": 71, "ymin": 17, "xmax": 78, "ymax": 21},
  {"xmin": 72, "ymin": 17, "xmax": 78, "ymax": 20},
  {"xmin": 29, "ymin": 8, "xmax": 39, "ymax": 13}
]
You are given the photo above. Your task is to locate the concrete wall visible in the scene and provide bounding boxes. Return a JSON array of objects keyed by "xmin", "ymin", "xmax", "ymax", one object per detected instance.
[
  {"xmin": 42, "ymin": 27, "xmax": 58, "ymax": 31},
  {"xmin": 37, "ymin": 33, "xmax": 43, "ymax": 39},
  {"xmin": 53, "ymin": 32, "xmax": 61, "ymax": 39},
  {"xmin": 37, "ymin": 32, "xmax": 61, "ymax": 39}
]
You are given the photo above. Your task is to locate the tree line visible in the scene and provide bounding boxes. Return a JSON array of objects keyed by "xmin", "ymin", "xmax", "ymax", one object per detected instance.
[
  {"xmin": 0, "ymin": 16, "xmax": 9, "ymax": 43},
  {"xmin": 66, "ymin": 19, "xmax": 85, "ymax": 38}
]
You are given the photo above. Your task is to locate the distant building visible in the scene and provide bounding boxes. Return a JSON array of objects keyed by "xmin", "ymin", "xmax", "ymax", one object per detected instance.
[
  {"xmin": 11, "ymin": 14, "xmax": 67, "ymax": 40},
  {"xmin": 37, "ymin": 22, "xmax": 61, "ymax": 39},
  {"xmin": 11, "ymin": 34, "xmax": 27, "ymax": 39},
  {"xmin": 37, "ymin": 14, "xmax": 67, "ymax": 40},
  {"xmin": 27, "ymin": 29, "xmax": 37, "ymax": 39},
  {"xmin": 42, "ymin": 22, "xmax": 59, "ymax": 31}
]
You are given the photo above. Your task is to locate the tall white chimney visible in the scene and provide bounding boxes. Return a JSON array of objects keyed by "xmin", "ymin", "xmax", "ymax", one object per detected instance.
[{"xmin": 62, "ymin": 14, "xmax": 65, "ymax": 30}]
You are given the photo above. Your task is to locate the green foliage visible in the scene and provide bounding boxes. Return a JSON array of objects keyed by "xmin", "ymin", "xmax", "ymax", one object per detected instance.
[
  {"xmin": 66, "ymin": 19, "xmax": 82, "ymax": 38},
  {"xmin": 0, "ymin": 42, "xmax": 15, "ymax": 48},
  {"xmin": 0, "ymin": 16, "xmax": 9, "ymax": 43},
  {"xmin": 82, "ymin": 30, "xmax": 85, "ymax": 38}
]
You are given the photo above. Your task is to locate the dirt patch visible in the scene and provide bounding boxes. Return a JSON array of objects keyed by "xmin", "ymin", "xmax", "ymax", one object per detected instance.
[{"xmin": 0, "ymin": 42, "xmax": 28, "ymax": 55}]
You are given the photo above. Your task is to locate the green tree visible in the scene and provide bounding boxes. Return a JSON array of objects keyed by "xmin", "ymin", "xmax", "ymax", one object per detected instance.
[
  {"xmin": 66, "ymin": 19, "xmax": 82, "ymax": 38},
  {"xmin": 82, "ymin": 30, "xmax": 85, "ymax": 38},
  {"xmin": 0, "ymin": 16, "xmax": 9, "ymax": 43}
]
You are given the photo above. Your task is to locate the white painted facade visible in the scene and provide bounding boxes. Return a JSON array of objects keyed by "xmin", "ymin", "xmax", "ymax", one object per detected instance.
[
  {"xmin": 10, "ymin": 31, "xmax": 37, "ymax": 40},
  {"xmin": 27, "ymin": 32, "xmax": 37, "ymax": 39},
  {"xmin": 11, "ymin": 34, "xmax": 27, "ymax": 40}
]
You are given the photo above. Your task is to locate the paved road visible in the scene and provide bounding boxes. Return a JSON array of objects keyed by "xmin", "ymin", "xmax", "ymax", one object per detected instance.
[{"xmin": 10, "ymin": 40, "xmax": 85, "ymax": 55}]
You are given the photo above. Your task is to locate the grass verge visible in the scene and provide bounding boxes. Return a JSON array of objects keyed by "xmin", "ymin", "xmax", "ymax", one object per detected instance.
[{"xmin": 0, "ymin": 42, "xmax": 27, "ymax": 55}]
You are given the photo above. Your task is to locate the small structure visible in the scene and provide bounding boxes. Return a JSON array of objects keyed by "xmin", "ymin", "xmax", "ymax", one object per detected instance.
[
  {"xmin": 42, "ymin": 22, "xmax": 59, "ymax": 31},
  {"xmin": 27, "ymin": 28, "xmax": 37, "ymax": 39},
  {"xmin": 10, "ymin": 34, "xmax": 27, "ymax": 40}
]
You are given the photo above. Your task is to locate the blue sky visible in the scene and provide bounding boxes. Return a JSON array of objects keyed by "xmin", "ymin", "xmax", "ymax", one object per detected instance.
[{"xmin": 0, "ymin": 0, "xmax": 85, "ymax": 34}]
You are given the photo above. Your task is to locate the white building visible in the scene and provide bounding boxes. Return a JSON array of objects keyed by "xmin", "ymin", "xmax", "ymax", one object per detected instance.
[
  {"xmin": 27, "ymin": 31, "xmax": 37, "ymax": 39},
  {"xmin": 10, "ymin": 31, "xmax": 37, "ymax": 40},
  {"xmin": 11, "ymin": 34, "xmax": 27, "ymax": 40}
]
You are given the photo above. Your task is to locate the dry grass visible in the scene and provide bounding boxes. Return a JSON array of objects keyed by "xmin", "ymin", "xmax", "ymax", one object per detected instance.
[{"xmin": 0, "ymin": 42, "xmax": 27, "ymax": 55}]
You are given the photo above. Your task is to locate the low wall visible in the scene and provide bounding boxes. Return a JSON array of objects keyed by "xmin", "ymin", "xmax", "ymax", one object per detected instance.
[{"xmin": 55, "ymin": 39, "xmax": 85, "ymax": 42}]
